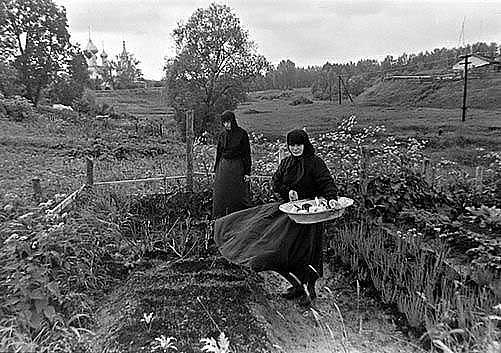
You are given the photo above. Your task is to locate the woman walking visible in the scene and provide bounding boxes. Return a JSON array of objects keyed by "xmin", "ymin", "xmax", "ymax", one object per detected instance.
[
  {"xmin": 212, "ymin": 110, "xmax": 252, "ymax": 219},
  {"xmin": 214, "ymin": 129, "xmax": 338, "ymax": 306}
]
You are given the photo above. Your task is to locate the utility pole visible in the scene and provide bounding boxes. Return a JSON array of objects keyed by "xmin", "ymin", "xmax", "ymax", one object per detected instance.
[
  {"xmin": 339, "ymin": 76, "xmax": 354, "ymax": 103},
  {"xmin": 338, "ymin": 75, "xmax": 342, "ymax": 104},
  {"xmin": 460, "ymin": 54, "xmax": 471, "ymax": 122}
]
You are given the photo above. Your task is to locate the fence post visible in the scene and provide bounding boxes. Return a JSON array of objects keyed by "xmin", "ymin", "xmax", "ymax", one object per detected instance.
[
  {"xmin": 32, "ymin": 178, "xmax": 42, "ymax": 202},
  {"xmin": 360, "ymin": 146, "xmax": 369, "ymax": 200},
  {"xmin": 186, "ymin": 110, "xmax": 194, "ymax": 193},
  {"xmin": 475, "ymin": 166, "xmax": 484, "ymax": 193},
  {"xmin": 278, "ymin": 147, "xmax": 286, "ymax": 165},
  {"xmin": 86, "ymin": 157, "xmax": 94, "ymax": 186},
  {"xmin": 421, "ymin": 158, "xmax": 430, "ymax": 177},
  {"xmin": 430, "ymin": 159, "xmax": 436, "ymax": 188}
]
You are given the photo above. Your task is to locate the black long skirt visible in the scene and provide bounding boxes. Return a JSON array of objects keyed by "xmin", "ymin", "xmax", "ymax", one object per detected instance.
[
  {"xmin": 212, "ymin": 158, "xmax": 251, "ymax": 219},
  {"xmin": 213, "ymin": 202, "xmax": 324, "ymax": 284}
]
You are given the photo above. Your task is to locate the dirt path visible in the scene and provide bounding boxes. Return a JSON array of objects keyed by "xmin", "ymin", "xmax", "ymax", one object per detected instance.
[
  {"xmin": 89, "ymin": 257, "xmax": 423, "ymax": 353},
  {"xmin": 252, "ymin": 266, "xmax": 423, "ymax": 353}
]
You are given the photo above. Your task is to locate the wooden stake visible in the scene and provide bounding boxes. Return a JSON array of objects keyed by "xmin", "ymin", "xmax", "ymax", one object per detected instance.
[
  {"xmin": 32, "ymin": 178, "xmax": 41, "ymax": 202},
  {"xmin": 338, "ymin": 75, "xmax": 342, "ymax": 104},
  {"xmin": 421, "ymin": 158, "xmax": 430, "ymax": 182},
  {"xmin": 475, "ymin": 166, "xmax": 484, "ymax": 192},
  {"xmin": 186, "ymin": 110, "xmax": 194, "ymax": 193},
  {"xmin": 360, "ymin": 146, "xmax": 368, "ymax": 198},
  {"xmin": 278, "ymin": 147, "xmax": 286, "ymax": 165},
  {"xmin": 86, "ymin": 157, "xmax": 94, "ymax": 186}
]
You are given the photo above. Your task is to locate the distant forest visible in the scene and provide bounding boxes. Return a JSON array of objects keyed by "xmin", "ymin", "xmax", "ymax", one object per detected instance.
[{"xmin": 248, "ymin": 42, "xmax": 500, "ymax": 99}]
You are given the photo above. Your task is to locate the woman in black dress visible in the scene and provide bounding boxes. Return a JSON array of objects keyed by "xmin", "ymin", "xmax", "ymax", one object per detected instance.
[
  {"xmin": 212, "ymin": 110, "xmax": 252, "ymax": 219},
  {"xmin": 214, "ymin": 129, "xmax": 338, "ymax": 306}
]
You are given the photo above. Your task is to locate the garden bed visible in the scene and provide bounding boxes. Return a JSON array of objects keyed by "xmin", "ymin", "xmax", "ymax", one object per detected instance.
[{"xmin": 327, "ymin": 221, "xmax": 500, "ymax": 352}]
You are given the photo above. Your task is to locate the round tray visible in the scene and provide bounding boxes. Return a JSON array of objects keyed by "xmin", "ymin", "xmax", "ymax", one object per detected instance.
[{"xmin": 279, "ymin": 197, "xmax": 354, "ymax": 224}]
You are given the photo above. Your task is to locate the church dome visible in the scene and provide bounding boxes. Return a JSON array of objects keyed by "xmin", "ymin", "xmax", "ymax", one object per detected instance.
[
  {"xmin": 86, "ymin": 39, "xmax": 98, "ymax": 55},
  {"xmin": 100, "ymin": 49, "xmax": 108, "ymax": 59}
]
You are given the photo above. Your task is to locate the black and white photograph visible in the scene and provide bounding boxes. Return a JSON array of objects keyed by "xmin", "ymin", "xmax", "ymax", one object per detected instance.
[{"xmin": 1, "ymin": 0, "xmax": 500, "ymax": 352}]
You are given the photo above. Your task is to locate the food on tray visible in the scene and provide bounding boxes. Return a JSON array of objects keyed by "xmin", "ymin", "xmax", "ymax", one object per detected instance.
[{"xmin": 291, "ymin": 197, "xmax": 340, "ymax": 214}]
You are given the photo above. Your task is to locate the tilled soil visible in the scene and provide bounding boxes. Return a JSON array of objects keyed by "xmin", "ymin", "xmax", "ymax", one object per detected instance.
[{"xmin": 90, "ymin": 256, "xmax": 423, "ymax": 353}]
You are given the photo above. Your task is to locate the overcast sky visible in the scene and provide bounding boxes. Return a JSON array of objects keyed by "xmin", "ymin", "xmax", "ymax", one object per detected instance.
[{"xmin": 55, "ymin": 0, "xmax": 501, "ymax": 80}]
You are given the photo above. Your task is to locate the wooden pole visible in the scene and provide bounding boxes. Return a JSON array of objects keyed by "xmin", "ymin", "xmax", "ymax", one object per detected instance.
[
  {"xmin": 339, "ymin": 76, "xmax": 354, "ymax": 103},
  {"xmin": 186, "ymin": 110, "xmax": 194, "ymax": 193},
  {"xmin": 278, "ymin": 147, "xmax": 286, "ymax": 165},
  {"xmin": 460, "ymin": 54, "xmax": 470, "ymax": 122},
  {"xmin": 360, "ymin": 146, "xmax": 368, "ymax": 198},
  {"xmin": 421, "ymin": 158, "xmax": 431, "ymax": 181},
  {"xmin": 430, "ymin": 160, "xmax": 436, "ymax": 187},
  {"xmin": 338, "ymin": 75, "xmax": 342, "ymax": 104},
  {"xmin": 32, "ymin": 178, "xmax": 41, "ymax": 202},
  {"xmin": 475, "ymin": 166, "xmax": 484, "ymax": 192},
  {"xmin": 86, "ymin": 157, "xmax": 94, "ymax": 186}
]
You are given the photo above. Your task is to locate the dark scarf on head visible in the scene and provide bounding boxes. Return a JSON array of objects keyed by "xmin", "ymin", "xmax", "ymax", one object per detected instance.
[
  {"xmin": 282, "ymin": 129, "xmax": 315, "ymax": 186},
  {"xmin": 221, "ymin": 110, "xmax": 239, "ymax": 148}
]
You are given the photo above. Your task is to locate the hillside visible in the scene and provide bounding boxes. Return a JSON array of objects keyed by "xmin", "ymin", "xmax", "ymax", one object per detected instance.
[
  {"xmin": 94, "ymin": 88, "xmax": 176, "ymax": 123},
  {"xmin": 356, "ymin": 75, "xmax": 501, "ymax": 109}
]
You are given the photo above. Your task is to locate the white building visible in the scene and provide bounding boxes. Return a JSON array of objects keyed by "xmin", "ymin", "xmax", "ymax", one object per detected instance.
[{"xmin": 452, "ymin": 54, "xmax": 492, "ymax": 71}]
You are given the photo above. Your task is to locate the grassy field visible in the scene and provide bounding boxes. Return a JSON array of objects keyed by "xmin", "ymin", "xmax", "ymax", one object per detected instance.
[
  {"xmin": 3, "ymin": 85, "xmax": 500, "ymax": 212},
  {"xmin": 0, "ymin": 107, "xmax": 185, "ymax": 219},
  {"xmin": 358, "ymin": 74, "xmax": 501, "ymax": 110},
  {"xmin": 237, "ymin": 88, "xmax": 501, "ymax": 167}
]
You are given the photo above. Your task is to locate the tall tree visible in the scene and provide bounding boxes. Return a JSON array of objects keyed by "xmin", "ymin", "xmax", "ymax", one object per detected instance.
[
  {"xmin": 276, "ymin": 59, "xmax": 297, "ymax": 89},
  {"xmin": 164, "ymin": 3, "xmax": 268, "ymax": 135},
  {"xmin": 47, "ymin": 45, "xmax": 90, "ymax": 105},
  {"xmin": 0, "ymin": 0, "xmax": 71, "ymax": 105}
]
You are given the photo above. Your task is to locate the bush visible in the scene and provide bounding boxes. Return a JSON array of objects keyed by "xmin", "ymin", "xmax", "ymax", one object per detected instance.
[
  {"xmin": 0, "ymin": 95, "xmax": 36, "ymax": 121},
  {"xmin": 47, "ymin": 75, "xmax": 85, "ymax": 107},
  {"xmin": 72, "ymin": 89, "xmax": 97, "ymax": 113},
  {"xmin": 0, "ymin": 61, "xmax": 24, "ymax": 97},
  {"xmin": 289, "ymin": 96, "xmax": 313, "ymax": 106}
]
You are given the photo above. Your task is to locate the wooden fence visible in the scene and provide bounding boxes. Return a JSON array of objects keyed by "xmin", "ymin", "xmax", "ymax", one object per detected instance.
[
  {"xmin": 42, "ymin": 110, "xmax": 277, "ymax": 216},
  {"xmin": 38, "ymin": 110, "xmax": 488, "ymax": 216}
]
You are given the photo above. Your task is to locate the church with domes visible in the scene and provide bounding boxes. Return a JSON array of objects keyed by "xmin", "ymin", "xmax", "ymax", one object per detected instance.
[{"xmin": 83, "ymin": 32, "xmax": 135, "ymax": 89}]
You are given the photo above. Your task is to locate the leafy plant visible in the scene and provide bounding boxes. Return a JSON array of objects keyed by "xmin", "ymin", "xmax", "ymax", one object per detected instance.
[
  {"xmin": 1, "ymin": 95, "xmax": 37, "ymax": 121},
  {"xmin": 465, "ymin": 205, "xmax": 501, "ymax": 230},
  {"xmin": 201, "ymin": 332, "xmax": 230, "ymax": 353},
  {"xmin": 152, "ymin": 335, "xmax": 178, "ymax": 352}
]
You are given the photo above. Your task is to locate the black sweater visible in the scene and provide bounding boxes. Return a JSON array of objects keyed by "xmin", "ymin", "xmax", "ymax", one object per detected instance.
[
  {"xmin": 272, "ymin": 154, "xmax": 338, "ymax": 201},
  {"xmin": 214, "ymin": 126, "xmax": 252, "ymax": 175}
]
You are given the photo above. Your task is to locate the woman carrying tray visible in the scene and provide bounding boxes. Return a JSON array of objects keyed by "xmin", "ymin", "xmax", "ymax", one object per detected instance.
[{"xmin": 214, "ymin": 129, "xmax": 338, "ymax": 306}]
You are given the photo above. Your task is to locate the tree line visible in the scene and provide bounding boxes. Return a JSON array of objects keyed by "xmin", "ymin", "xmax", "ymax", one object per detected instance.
[{"xmin": 248, "ymin": 42, "xmax": 500, "ymax": 99}]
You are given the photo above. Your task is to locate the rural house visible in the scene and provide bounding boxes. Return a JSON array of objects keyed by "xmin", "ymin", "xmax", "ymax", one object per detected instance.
[{"xmin": 452, "ymin": 53, "xmax": 500, "ymax": 72}]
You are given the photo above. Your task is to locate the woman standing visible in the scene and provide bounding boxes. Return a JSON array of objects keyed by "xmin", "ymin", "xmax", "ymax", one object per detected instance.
[
  {"xmin": 214, "ymin": 129, "xmax": 338, "ymax": 306},
  {"xmin": 212, "ymin": 110, "xmax": 252, "ymax": 219}
]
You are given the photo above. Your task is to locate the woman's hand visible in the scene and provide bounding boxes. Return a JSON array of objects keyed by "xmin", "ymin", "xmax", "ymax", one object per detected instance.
[{"xmin": 288, "ymin": 189, "xmax": 298, "ymax": 202}]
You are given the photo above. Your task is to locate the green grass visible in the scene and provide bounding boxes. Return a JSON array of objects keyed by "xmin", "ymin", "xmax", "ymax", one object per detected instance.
[
  {"xmin": 357, "ymin": 75, "xmax": 501, "ymax": 110},
  {"xmin": 237, "ymin": 89, "xmax": 501, "ymax": 167}
]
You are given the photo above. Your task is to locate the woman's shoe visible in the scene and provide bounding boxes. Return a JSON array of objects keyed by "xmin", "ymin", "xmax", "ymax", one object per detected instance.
[
  {"xmin": 298, "ymin": 281, "xmax": 317, "ymax": 307},
  {"xmin": 281, "ymin": 286, "xmax": 304, "ymax": 300},
  {"xmin": 307, "ymin": 281, "xmax": 317, "ymax": 301},
  {"xmin": 298, "ymin": 293, "xmax": 312, "ymax": 307}
]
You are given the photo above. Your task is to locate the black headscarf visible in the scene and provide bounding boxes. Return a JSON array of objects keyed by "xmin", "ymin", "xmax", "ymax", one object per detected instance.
[
  {"xmin": 282, "ymin": 129, "xmax": 315, "ymax": 186},
  {"xmin": 220, "ymin": 110, "xmax": 239, "ymax": 148}
]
